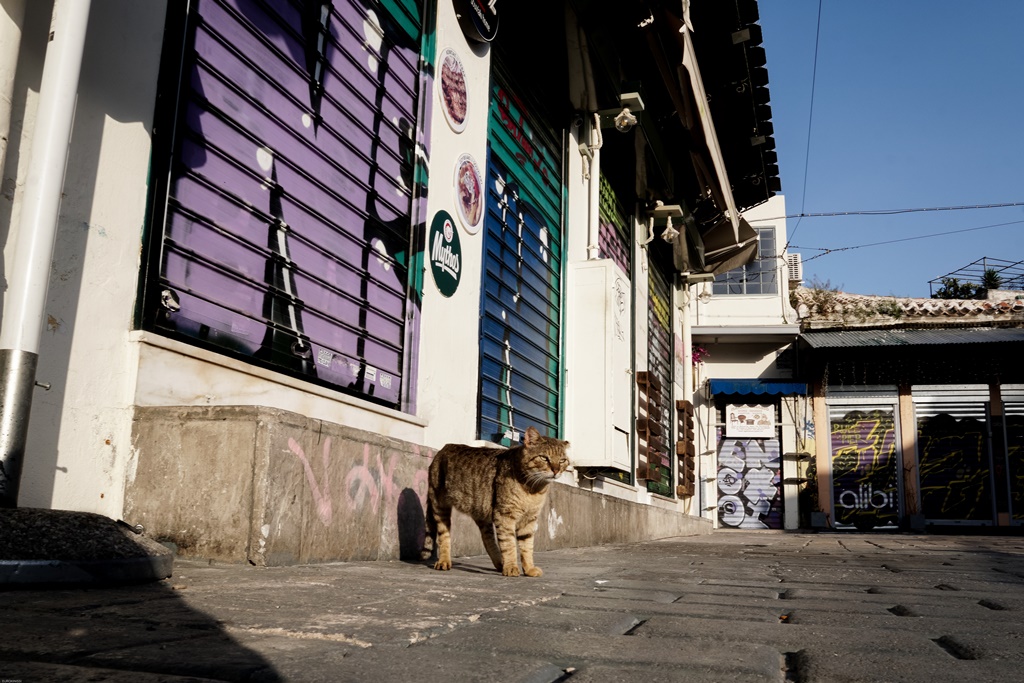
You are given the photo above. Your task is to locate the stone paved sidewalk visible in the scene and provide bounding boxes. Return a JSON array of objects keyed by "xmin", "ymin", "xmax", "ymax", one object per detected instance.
[{"xmin": 2, "ymin": 531, "xmax": 1023, "ymax": 681}]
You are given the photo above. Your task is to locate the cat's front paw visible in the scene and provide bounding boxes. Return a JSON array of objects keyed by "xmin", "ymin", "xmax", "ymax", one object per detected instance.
[
  {"xmin": 523, "ymin": 566, "xmax": 543, "ymax": 577},
  {"xmin": 433, "ymin": 559, "xmax": 452, "ymax": 571},
  {"xmin": 501, "ymin": 564, "xmax": 521, "ymax": 577}
]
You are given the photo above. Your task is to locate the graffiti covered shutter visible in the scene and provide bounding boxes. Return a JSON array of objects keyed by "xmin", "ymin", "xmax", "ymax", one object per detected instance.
[
  {"xmin": 145, "ymin": 0, "xmax": 424, "ymax": 408},
  {"xmin": 645, "ymin": 244, "xmax": 673, "ymax": 496},
  {"xmin": 478, "ymin": 69, "xmax": 564, "ymax": 442},
  {"xmin": 827, "ymin": 404, "xmax": 901, "ymax": 530},
  {"xmin": 1004, "ymin": 387, "xmax": 1024, "ymax": 526},
  {"xmin": 913, "ymin": 385, "xmax": 994, "ymax": 525}
]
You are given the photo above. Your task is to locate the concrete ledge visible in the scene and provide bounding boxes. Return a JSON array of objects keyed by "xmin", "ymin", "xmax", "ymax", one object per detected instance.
[{"xmin": 126, "ymin": 406, "xmax": 710, "ymax": 565}]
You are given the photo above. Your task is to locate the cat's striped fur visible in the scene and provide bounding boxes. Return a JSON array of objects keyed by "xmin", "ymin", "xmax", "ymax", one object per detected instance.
[{"xmin": 422, "ymin": 427, "xmax": 570, "ymax": 576}]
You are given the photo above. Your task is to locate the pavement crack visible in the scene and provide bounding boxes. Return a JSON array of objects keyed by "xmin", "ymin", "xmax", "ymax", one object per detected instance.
[{"xmin": 227, "ymin": 625, "xmax": 373, "ymax": 648}]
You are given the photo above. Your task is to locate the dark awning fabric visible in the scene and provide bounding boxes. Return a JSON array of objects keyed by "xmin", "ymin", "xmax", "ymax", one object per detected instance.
[
  {"xmin": 710, "ymin": 379, "xmax": 807, "ymax": 396},
  {"xmin": 673, "ymin": 214, "xmax": 759, "ymax": 274}
]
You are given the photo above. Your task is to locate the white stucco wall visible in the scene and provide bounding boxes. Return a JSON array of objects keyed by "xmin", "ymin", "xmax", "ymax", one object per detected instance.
[
  {"xmin": 417, "ymin": 2, "xmax": 490, "ymax": 449},
  {"xmin": 690, "ymin": 195, "xmax": 798, "ymax": 328},
  {"xmin": 1, "ymin": 1, "xmax": 167, "ymax": 516}
]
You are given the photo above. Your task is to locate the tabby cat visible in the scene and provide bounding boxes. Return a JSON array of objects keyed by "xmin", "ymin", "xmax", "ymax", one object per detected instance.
[{"xmin": 422, "ymin": 427, "xmax": 570, "ymax": 577}]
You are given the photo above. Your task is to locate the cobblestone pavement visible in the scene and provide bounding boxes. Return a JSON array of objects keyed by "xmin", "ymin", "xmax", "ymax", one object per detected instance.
[{"xmin": 2, "ymin": 531, "xmax": 1023, "ymax": 681}]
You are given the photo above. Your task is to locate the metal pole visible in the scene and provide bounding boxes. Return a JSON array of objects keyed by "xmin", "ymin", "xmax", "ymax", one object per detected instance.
[{"xmin": 0, "ymin": 0, "xmax": 92, "ymax": 508}]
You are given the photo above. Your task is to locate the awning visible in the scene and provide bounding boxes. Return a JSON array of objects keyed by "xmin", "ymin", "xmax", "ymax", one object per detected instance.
[
  {"xmin": 674, "ymin": 214, "xmax": 759, "ymax": 274},
  {"xmin": 709, "ymin": 379, "xmax": 807, "ymax": 396},
  {"xmin": 802, "ymin": 328, "xmax": 1024, "ymax": 348}
]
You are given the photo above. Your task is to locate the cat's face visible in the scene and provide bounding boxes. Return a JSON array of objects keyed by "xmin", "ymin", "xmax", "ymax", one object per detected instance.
[{"xmin": 520, "ymin": 427, "xmax": 571, "ymax": 486}]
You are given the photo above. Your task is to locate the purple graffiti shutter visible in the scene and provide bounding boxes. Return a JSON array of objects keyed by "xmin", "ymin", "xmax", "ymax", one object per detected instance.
[
  {"xmin": 646, "ymin": 244, "xmax": 673, "ymax": 496},
  {"xmin": 597, "ymin": 174, "xmax": 630, "ymax": 279},
  {"xmin": 148, "ymin": 0, "xmax": 422, "ymax": 408}
]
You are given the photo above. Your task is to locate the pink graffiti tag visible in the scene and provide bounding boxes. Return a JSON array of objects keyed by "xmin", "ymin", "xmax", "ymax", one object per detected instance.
[
  {"xmin": 344, "ymin": 446, "xmax": 432, "ymax": 513},
  {"xmin": 287, "ymin": 437, "xmax": 333, "ymax": 526}
]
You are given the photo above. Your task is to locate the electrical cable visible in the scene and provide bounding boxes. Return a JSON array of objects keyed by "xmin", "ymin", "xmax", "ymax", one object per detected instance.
[
  {"xmin": 787, "ymin": 0, "xmax": 823, "ymax": 249},
  {"xmin": 792, "ymin": 218, "xmax": 1024, "ymax": 262},
  {"xmin": 750, "ymin": 201, "xmax": 1024, "ymax": 222}
]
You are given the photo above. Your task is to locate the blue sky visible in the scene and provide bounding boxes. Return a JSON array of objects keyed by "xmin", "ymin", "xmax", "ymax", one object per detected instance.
[{"xmin": 755, "ymin": 1, "xmax": 1024, "ymax": 297}]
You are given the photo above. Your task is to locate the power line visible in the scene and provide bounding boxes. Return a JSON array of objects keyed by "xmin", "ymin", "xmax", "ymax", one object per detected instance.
[
  {"xmin": 787, "ymin": 0, "xmax": 823, "ymax": 248},
  {"xmin": 749, "ymin": 201, "xmax": 1024, "ymax": 223},
  {"xmin": 792, "ymin": 218, "xmax": 1024, "ymax": 262}
]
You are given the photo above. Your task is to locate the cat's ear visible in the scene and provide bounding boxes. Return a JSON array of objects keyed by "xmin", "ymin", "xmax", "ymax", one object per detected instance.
[{"xmin": 524, "ymin": 426, "xmax": 540, "ymax": 445}]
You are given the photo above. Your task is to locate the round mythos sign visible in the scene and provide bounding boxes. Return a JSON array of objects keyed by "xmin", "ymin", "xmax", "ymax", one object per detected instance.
[
  {"xmin": 453, "ymin": 0, "xmax": 498, "ymax": 43},
  {"xmin": 429, "ymin": 210, "xmax": 463, "ymax": 298}
]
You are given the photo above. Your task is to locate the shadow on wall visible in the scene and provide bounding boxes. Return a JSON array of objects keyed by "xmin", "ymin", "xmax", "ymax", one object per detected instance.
[
  {"xmin": 0, "ymin": 0, "xmax": 168, "ymax": 507},
  {"xmin": 397, "ymin": 486, "xmax": 425, "ymax": 561}
]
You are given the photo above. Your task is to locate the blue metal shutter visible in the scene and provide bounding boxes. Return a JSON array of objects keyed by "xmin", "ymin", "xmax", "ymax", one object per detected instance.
[
  {"xmin": 478, "ymin": 71, "xmax": 564, "ymax": 443},
  {"xmin": 146, "ymin": 0, "xmax": 425, "ymax": 408}
]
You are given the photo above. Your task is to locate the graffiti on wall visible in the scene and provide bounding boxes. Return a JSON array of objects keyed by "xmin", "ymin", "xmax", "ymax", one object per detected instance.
[
  {"xmin": 286, "ymin": 439, "xmax": 433, "ymax": 521},
  {"xmin": 829, "ymin": 409, "xmax": 900, "ymax": 530},
  {"xmin": 284, "ymin": 436, "xmax": 434, "ymax": 559},
  {"xmin": 917, "ymin": 414, "xmax": 990, "ymax": 522},
  {"xmin": 717, "ymin": 437, "xmax": 782, "ymax": 529}
]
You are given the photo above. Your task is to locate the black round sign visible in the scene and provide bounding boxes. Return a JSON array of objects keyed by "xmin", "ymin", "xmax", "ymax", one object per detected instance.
[{"xmin": 453, "ymin": 0, "xmax": 498, "ymax": 43}]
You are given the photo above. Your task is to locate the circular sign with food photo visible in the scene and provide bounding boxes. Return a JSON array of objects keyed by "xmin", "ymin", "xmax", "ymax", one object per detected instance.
[
  {"xmin": 454, "ymin": 153, "xmax": 484, "ymax": 234},
  {"xmin": 438, "ymin": 48, "xmax": 468, "ymax": 133}
]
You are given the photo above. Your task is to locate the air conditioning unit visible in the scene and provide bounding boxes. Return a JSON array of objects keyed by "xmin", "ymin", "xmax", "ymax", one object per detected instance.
[
  {"xmin": 785, "ymin": 253, "xmax": 803, "ymax": 284},
  {"xmin": 566, "ymin": 260, "xmax": 632, "ymax": 471}
]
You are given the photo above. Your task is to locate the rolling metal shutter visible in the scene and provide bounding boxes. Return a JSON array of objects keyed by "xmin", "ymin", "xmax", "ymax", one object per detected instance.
[
  {"xmin": 598, "ymin": 174, "xmax": 630, "ymax": 279},
  {"xmin": 145, "ymin": 0, "xmax": 424, "ymax": 408},
  {"xmin": 645, "ymin": 243, "xmax": 673, "ymax": 496},
  {"xmin": 1004, "ymin": 385, "xmax": 1024, "ymax": 525},
  {"xmin": 827, "ymin": 404, "xmax": 901, "ymax": 530},
  {"xmin": 478, "ymin": 69, "xmax": 564, "ymax": 443},
  {"xmin": 913, "ymin": 385, "xmax": 994, "ymax": 525}
]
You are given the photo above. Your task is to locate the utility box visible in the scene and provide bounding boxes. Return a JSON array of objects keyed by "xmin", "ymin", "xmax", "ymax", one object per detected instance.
[{"xmin": 567, "ymin": 259, "xmax": 632, "ymax": 470}]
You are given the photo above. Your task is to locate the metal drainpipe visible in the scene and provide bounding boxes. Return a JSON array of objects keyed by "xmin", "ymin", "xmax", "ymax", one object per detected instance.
[
  {"xmin": 0, "ymin": 0, "xmax": 28, "ymax": 176},
  {"xmin": 0, "ymin": 0, "xmax": 92, "ymax": 508}
]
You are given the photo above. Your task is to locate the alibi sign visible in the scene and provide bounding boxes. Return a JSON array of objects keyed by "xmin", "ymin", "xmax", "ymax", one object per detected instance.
[{"xmin": 429, "ymin": 210, "xmax": 462, "ymax": 297}]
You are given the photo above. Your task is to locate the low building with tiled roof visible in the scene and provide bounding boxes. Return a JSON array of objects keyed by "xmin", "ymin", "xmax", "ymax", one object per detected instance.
[{"xmin": 789, "ymin": 285, "xmax": 1024, "ymax": 534}]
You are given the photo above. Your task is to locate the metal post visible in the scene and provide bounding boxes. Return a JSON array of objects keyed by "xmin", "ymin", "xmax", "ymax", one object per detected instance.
[{"xmin": 0, "ymin": 0, "xmax": 92, "ymax": 507}]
